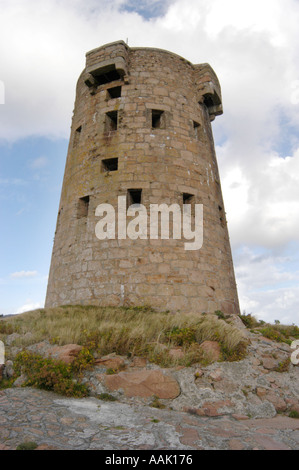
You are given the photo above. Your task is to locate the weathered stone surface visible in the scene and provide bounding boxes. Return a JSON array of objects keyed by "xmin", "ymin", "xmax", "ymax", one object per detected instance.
[
  {"xmin": 48, "ymin": 344, "xmax": 83, "ymax": 364},
  {"xmin": 131, "ymin": 357, "xmax": 147, "ymax": 368},
  {"xmin": 13, "ymin": 373, "xmax": 28, "ymax": 387},
  {"xmin": 5, "ymin": 333, "xmax": 21, "ymax": 346},
  {"xmin": 105, "ymin": 369, "xmax": 180, "ymax": 399},
  {"xmin": 198, "ymin": 341, "xmax": 221, "ymax": 362},
  {"xmin": 195, "ymin": 399, "xmax": 234, "ymax": 417},
  {"xmin": 95, "ymin": 354, "xmax": 125, "ymax": 370},
  {"xmin": 1, "ymin": 387, "xmax": 299, "ymax": 450},
  {"xmin": 168, "ymin": 347, "xmax": 184, "ymax": 360},
  {"xmin": 263, "ymin": 392, "xmax": 287, "ymax": 412},
  {"xmin": 4, "ymin": 360, "xmax": 14, "ymax": 378},
  {"xmin": 262, "ymin": 357, "xmax": 279, "ymax": 370}
]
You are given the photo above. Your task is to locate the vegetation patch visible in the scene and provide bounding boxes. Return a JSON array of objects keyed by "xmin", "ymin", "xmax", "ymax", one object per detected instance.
[
  {"xmin": 150, "ymin": 395, "xmax": 166, "ymax": 409},
  {"xmin": 239, "ymin": 313, "xmax": 299, "ymax": 345},
  {"xmin": 16, "ymin": 441, "xmax": 38, "ymax": 451},
  {"xmin": 1, "ymin": 306, "xmax": 248, "ymax": 368},
  {"xmin": 98, "ymin": 392, "xmax": 117, "ymax": 401},
  {"xmin": 14, "ymin": 351, "xmax": 89, "ymax": 398}
]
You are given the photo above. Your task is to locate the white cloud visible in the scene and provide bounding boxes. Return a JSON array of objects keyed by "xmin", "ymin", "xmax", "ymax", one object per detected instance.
[
  {"xmin": 220, "ymin": 148, "xmax": 299, "ymax": 248},
  {"xmin": 234, "ymin": 246, "xmax": 299, "ymax": 323},
  {"xmin": 16, "ymin": 301, "xmax": 43, "ymax": 314},
  {"xmin": 11, "ymin": 271, "xmax": 38, "ymax": 279},
  {"xmin": 29, "ymin": 156, "xmax": 48, "ymax": 169}
]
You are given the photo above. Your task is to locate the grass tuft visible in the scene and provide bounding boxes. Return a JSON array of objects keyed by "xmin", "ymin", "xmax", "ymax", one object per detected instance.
[{"xmin": 1, "ymin": 305, "xmax": 247, "ymax": 368}]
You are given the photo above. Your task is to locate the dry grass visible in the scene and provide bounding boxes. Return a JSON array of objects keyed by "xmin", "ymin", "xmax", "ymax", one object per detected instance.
[{"xmin": 0, "ymin": 305, "xmax": 247, "ymax": 366}]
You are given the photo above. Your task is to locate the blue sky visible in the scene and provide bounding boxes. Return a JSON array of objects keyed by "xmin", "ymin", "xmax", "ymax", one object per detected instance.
[{"xmin": 1, "ymin": 0, "xmax": 299, "ymax": 325}]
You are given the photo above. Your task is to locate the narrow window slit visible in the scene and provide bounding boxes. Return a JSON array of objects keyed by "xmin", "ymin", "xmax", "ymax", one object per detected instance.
[
  {"xmin": 105, "ymin": 111, "xmax": 118, "ymax": 133},
  {"xmin": 73, "ymin": 125, "xmax": 82, "ymax": 147},
  {"xmin": 127, "ymin": 189, "xmax": 142, "ymax": 208},
  {"xmin": 152, "ymin": 110, "xmax": 165, "ymax": 129},
  {"xmin": 77, "ymin": 196, "xmax": 89, "ymax": 219}
]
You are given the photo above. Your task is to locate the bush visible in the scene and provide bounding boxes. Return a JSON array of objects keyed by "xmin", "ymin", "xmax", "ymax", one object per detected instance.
[
  {"xmin": 14, "ymin": 351, "xmax": 88, "ymax": 398},
  {"xmin": 16, "ymin": 441, "xmax": 38, "ymax": 450},
  {"xmin": 98, "ymin": 393, "xmax": 117, "ymax": 401},
  {"xmin": 164, "ymin": 326, "xmax": 197, "ymax": 346},
  {"xmin": 239, "ymin": 313, "xmax": 260, "ymax": 329}
]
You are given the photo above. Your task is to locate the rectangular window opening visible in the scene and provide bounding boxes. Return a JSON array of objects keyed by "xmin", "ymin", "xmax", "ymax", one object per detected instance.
[
  {"xmin": 183, "ymin": 193, "xmax": 194, "ymax": 204},
  {"xmin": 152, "ymin": 109, "xmax": 165, "ymax": 129},
  {"xmin": 105, "ymin": 111, "xmax": 118, "ymax": 132},
  {"xmin": 107, "ymin": 86, "xmax": 122, "ymax": 99},
  {"xmin": 102, "ymin": 157, "xmax": 118, "ymax": 172},
  {"xmin": 73, "ymin": 125, "xmax": 82, "ymax": 147},
  {"xmin": 127, "ymin": 189, "xmax": 142, "ymax": 208},
  {"xmin": 96, "ymin": 68, "xmax": 121, "ymax": 86},
  {"xmin": 77, "ymin": 196, "xmax": 89, "ymax": 219}
]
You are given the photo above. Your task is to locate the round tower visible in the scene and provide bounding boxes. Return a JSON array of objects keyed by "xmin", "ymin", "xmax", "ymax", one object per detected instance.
[{"xmin": 45, "ymin": 41, "xmax": 240, "ymax": 315}]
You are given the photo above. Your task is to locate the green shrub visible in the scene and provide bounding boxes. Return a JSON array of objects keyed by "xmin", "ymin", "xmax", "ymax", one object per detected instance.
[
  {"xmin": 150, "ymin": 395, "xmax": 166, "ymax": 409},
  {"xmin": 164, "ymin": 326, "xmax": 197, "ymax": 346},
  {"xmin": 239, "ymin": 313, "xmax": 260, "ymax": 329},
  {"xmin": 258, "ymin": 327, "xmax": 285, "ymax": 342},
  {"xmin": 98, "ymin": 393, "xmax": 117, "ymax": 401},
  {"xmin": 16, "ymin": 441, "xmax": 38, "ymax": 451},
  {"xmin": 14, "ymin": 351, "xmax": 88, "ymax": 398},
  {"xmin": 274, "ymin": 358, "xmax": 290, "ymax": 373}
]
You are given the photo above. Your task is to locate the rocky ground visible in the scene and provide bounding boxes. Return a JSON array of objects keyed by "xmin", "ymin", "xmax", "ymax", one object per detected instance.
[{"xmin": 1, "ymin": 325, "xmax": 299, "ymax": 450}]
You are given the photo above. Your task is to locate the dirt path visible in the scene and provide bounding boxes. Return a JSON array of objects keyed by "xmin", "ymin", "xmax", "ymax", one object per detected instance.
[{"xmin": 0, "ymin": 387, "xmax": 298, "ymax": 450}]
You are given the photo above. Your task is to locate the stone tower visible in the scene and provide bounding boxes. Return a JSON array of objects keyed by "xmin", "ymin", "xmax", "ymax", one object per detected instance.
[{"xmin": 45, "ymin": 41, "xmax": 240, "ymax": 315}]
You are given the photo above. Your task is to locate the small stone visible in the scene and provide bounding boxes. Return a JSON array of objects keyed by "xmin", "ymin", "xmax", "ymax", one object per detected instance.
[
  {"xmin": 262, "ymin": 357, "xmax": 279, "ymax": 370},
  {"xmin": 13, "ymin": 374, "xmax": 28, "ymax": 387},
  {"xmin": 208, "ymin": 368, "xmax": 222, "ymax": 381},
  {"xmin": 168, "ymin": 347, "xmax": 184, "ymax": 359},
  {"xmin": 4, "ymin": 360, "xmax": 14, "ymax": 378},
  {"xmin": 198, "ymin": 341, "xmax": 221, "ymax": 362},
  {"xmin": 264, "ymin": 392, "xmax": 287, "ymax": 412},
  {"xmin": 256, "ymin": 387, "xmax": 268, "ymax": 398},
  {"xmin": 194, "ymin": 369, "xmax": 204, "ymax": 378},
  {"xmin": 95, "ymin": 354, "xmax": 125, "ymax": 370},
  {"xmin": 131, "ymin": 357, "xmax": 147, "ymax": 368},
  {"xmin": 251, "ymin": 357, "xmax": 261, "ymax": 366},
  {"xmin": 196, "ymin": 400, "xmax": 233, "ymax": 417}
]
